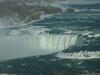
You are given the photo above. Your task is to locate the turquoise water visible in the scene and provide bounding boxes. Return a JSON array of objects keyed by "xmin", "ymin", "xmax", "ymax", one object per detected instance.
[{"xmin": 34, "ymin": 10, "xmax": 100, "ymax": 31}]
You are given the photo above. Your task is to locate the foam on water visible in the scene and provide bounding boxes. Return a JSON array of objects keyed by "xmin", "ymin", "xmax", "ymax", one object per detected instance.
[{"xmin": 56, "ymin": 51, "xmax": 100, "ymax": 59}]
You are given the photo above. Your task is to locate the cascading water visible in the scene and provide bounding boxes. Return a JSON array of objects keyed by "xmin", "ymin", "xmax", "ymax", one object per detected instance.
[
  {"xmin": 27, "ymin": 33, "xmax": 78, "ymax": 51},
  {"xmin": 0, "ymin": 32, "xmax": 78, "ymax": 60}
]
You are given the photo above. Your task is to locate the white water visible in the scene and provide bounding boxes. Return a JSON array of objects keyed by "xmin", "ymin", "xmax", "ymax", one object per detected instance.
[
  {"xmin": 56, "ymin": 51, "xmax": 100, "ymax": 59},
  {"xmin": 28, "ymin": 33, "xmax": 78, "ymax": 51},
  {"xmin": 0, "ymin": 33, "xmax": 78, "ymax": 60}
]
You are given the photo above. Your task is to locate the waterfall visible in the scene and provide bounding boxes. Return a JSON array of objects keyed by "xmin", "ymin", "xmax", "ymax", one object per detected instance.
[
  {"xmin": 27, "ymin": 33, "xmax": 78, "ymax": 51},
  {"xmin": 0, "ymin": 33, "xmax": 78, "ymax": 60}
]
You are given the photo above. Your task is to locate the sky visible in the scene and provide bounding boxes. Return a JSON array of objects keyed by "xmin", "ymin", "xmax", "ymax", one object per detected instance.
[{"xmin": 69, "ymin": 0, "xmax": 100, "ymax": 4}]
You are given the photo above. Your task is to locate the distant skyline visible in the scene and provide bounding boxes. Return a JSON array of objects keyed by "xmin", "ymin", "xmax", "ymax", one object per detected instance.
[{"xmin": 69, "ymin": 0, "xmax": 100, "ymax": 4}]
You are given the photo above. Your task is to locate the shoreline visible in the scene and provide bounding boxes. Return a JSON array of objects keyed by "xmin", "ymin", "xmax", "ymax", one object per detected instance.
[{"xmin": 0, "ymin": 13, "xmax": 54, "ymax": 29}]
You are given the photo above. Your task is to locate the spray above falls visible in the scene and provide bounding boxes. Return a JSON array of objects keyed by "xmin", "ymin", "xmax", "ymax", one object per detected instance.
[{"xmin": 0, "ymin": 31, "xmax": 79, "ymax": 60}]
